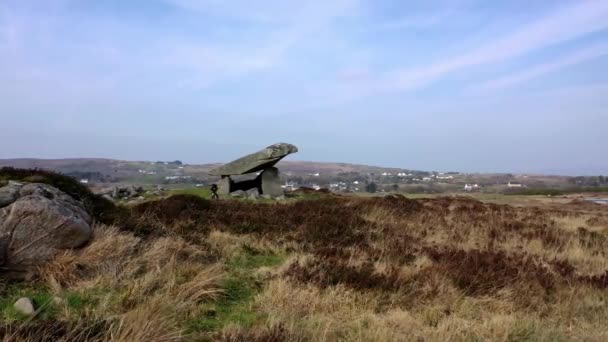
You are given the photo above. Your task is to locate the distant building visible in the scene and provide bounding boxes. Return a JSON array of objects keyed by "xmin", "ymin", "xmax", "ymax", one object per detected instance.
[
  {"xmin": 80, "ymin": 179, "xmax": 89, "ymax": 184},
  {"xmin": 281, "ymin": 181, "xmax": 299, "ymax": 191},
  {"xmin": 508, "ymin": 182, "xmax": 523, "ymax": 188},
  {"xmin": 464, "ymin": 184, "xmax": 479, "ymax": 191}
]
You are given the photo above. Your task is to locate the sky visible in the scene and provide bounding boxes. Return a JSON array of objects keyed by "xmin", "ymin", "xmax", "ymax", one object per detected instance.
[{"xmin": 1, "ymin": 0, "xmax": 607, "ymax": 175}]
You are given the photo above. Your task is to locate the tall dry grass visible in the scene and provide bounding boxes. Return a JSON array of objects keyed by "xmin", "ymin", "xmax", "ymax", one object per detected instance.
[{"xmin": 2, "ymin": 194, "xmax": 606, "ymax": 341}]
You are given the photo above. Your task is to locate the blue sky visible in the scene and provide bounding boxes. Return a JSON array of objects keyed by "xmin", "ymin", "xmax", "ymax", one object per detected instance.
[{"xmin": 1, "ymin": 0, "xmax": 607, "ymax": 175}]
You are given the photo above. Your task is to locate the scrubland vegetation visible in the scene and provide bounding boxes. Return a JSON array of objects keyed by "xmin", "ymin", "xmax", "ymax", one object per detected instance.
[{"xmin": 1, "ymin": 169, "xmax": 608, "ymax": 341}]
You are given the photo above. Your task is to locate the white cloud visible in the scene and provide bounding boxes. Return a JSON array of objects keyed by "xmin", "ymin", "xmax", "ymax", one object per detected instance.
[
  {"xmin": 161, "ymin": 0, "xmax": 359, "ymax": 87},
  {"xmin": 475, "ymin": 43, "xmax": 608, "ymax": 90},
  {"xmin": 163, "ymin": 0, "xmax": 302, "ymax": 23},
  {"xmin": 387, "ymin": 1, "xmax": 608, "ymax": 90},
  {"xmin": 374, "ymin": 11, "xmax": 453, "ymax": 31}
]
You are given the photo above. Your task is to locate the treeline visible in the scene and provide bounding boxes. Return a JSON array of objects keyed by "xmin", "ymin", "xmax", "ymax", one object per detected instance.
[
  {"xmin": 569, "ymin": 176, "xmax": 608, "ymax": 186},
  {"xmin": 506, "ymin": 186, "xmax": 608, "ymax": 196}
]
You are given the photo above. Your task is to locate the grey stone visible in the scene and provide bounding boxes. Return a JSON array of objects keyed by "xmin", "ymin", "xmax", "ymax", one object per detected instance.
[
  {"xmin": 247, "ymin": 188, "xmax": 260, "ymax": 200},
  {"xmin": 14, "ymin": 297, "xmax": 35, "ymax": 315},
  {"xmin": 109, "ymin": 185, "xmax": 144, "ymax": 199},
  {"xmin": 217, "ymin": 177, "xmax": 231, "ymax": 195},
  {"xmin": 0, "ymin": 183, "xmax": 93, "ymax": 268},
  {"xmin": 0, "ymin": 181, "xmax": 23, "ymax": 208},
  {"xmin": 230, "ymin": 190, "xmax": 246, "ymax": 198},
  {"xmin": 209, "ymin": 143, "xmax": 298, "ymax": 176},
  {"xmin": 261, "ymin": 167, "xmax": 283, "ymax": 198},
  {"xmin": 275, "ymin": 195, "xmax": 287, "ymax": 201}
]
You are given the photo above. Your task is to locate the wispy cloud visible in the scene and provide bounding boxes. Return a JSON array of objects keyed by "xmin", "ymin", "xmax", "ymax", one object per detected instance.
[
  {"xmin": 386, "ymin": 1, "xmax": 608, "ymax": 91},
  {"xmin": 161, "ymin": 0, "xmax": 359, "ymax": 87},
  {"xmin": 475, "ymin": 43, "xmax": 608, "ymax": 90},
  {"xmin": 373, "ymin": 11, "xmax": 454, "ymax": 31}
]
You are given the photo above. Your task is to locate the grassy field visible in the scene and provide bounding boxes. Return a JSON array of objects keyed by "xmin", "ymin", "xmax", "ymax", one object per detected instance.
[{"xmin": 1, "ymin": 184, "xmax": 607, "ymax": 340}]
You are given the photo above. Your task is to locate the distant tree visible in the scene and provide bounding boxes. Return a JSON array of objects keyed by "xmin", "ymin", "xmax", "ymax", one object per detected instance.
[
  {"xmin": 391, "ymin": 184, "xmax": 399, "ymax": 192},
  {"xmin": 169, "ymin": 160, "xmax": 183, "ymax": 165},
  {"xmin": 366, "ymin": 182, "xmax": 377, "ymax": 193}
]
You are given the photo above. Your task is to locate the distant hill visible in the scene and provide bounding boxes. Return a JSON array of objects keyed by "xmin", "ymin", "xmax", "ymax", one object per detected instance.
[
  {"xmin": 0, "ymin": 158, "xmax": 577, "ymax": 190},
  {"xmin": 0, "ymin": 158, "xmax": 420, "ymax": 177}
]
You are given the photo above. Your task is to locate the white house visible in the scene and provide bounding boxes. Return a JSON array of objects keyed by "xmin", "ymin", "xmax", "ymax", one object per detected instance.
[
  {"xmin": 508, "ymin": 182, "xmax": 523, "ymax": 188},
  {"xmin": 464, "ymin": 184, "xmax": 479, "ymax": 191}
]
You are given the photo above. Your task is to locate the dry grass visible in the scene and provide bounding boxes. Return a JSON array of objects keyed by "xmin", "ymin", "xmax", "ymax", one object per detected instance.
[{"xmin": 1, "ymin": 194, "xmax": 607, "ymax": 341}]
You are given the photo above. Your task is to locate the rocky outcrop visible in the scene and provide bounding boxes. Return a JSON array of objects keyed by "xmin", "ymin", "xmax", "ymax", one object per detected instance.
[
  {"xmin": 0, "ymin": 182, "xmax": 93, "ymax": 270},
  {"xmin": 96, "ymin": 185, "xmax": 144, "ymax": 200},
  {"xmin": 0, "ymin": 181, "xmax": 22, "ymax": 207}
]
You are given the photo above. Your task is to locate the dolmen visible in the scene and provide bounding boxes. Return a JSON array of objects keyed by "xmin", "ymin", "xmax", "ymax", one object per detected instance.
[{"xmin": 209, "ymin": 143, "xmax": 298, "ymax": 198}]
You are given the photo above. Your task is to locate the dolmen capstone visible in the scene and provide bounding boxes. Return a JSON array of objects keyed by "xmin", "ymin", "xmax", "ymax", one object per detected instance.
[{"xmin": 209, "ymin": 143, "xmax": 298, "ymax": 198}]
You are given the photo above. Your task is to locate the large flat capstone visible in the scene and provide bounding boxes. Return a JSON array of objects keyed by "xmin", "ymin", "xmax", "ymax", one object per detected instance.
[{"xmin": 209, "ymin": 143, "xmax": 298, "ymax": 176}]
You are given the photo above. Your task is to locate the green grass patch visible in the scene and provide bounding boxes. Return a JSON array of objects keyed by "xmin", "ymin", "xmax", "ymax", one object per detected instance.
[
  {"xmin": 505, "ymin": 186, "xmax": 608, "ymax": 196},
  {"xmin": 0, "ymin": 283, "xmax": 57, "ymax": 321},
  {"xmin": 504, "ymin": 188, "xmax": 565, "ymax": 196},
  {"xmin": 169, "ymin": 187, "xmax": 212, "ymax": 199},
  {"xmin": 227, "ymin": 246, "xmax": 284, "ymax": 270},
  {"xmin": 61, "ymin": 287, "xmax": 112, "ymax": 315},
  {"xmin": 187, "ymin": 246, "xmax": 285, "ymax": 333}
]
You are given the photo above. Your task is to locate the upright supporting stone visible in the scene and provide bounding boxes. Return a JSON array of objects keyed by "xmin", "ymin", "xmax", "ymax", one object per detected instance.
[
  {"xmin": 217, "ymin": 176, "xmax": 231, "ymax": 195},
  {"xmin": 261, "ymin": 167, "xmax": 283, "ymax": 198}
]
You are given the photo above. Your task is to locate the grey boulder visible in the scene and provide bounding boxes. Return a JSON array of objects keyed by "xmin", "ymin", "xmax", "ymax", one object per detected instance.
[
  {"xmin": 0, "ymin": 182, "xmax": 93, "ymax": 269},
  {"xmin": 0, "ymin": 181, "xmax": 22, "ymax": 207}
]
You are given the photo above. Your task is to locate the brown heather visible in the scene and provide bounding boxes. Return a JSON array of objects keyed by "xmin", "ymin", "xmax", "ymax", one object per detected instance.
[{"xmin": 1, "ymin": 192, "xmax": 607, "ymax": 341}]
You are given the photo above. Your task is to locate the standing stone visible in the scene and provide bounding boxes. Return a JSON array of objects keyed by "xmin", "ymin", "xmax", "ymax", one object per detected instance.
[
  {"xmin": 261, "ymin": 167, "xmax": 283, "ymax": 198},
  {"xmin": 217, "ymin": 177, "xmax": 231, "ymax": 195},
  {"xmin": 247, "ymin": 188, "xmax": 260, "ymax": 200},
  {"xmin": 14, "ymin": 297, "xmax": 35, "ymax": 315}
]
